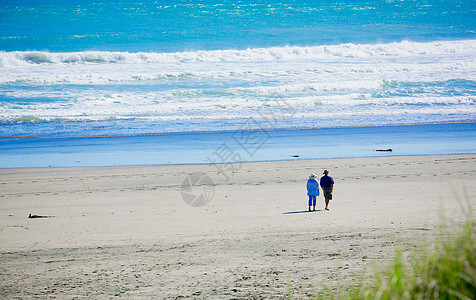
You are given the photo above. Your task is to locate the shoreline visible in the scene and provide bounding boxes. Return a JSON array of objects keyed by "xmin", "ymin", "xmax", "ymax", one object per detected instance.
[
  {"xmin": 0, "ymin": 152, "xmax": 475, "ymax": 171},
  {"xmin": 1, "ymin": 154, "xmax": 475, "ymax": 298},
  {"xmin": 1, "ymin": 122, "xmax": 475, "ymax": 169}
]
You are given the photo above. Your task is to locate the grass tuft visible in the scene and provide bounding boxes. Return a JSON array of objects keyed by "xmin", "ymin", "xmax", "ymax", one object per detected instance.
[{"xmin": 313, "ymin": 201, "xmax": 475, "ymax": 300}]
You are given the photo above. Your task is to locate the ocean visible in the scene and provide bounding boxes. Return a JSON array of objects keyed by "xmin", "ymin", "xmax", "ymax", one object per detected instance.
[{"xmin": 0, "ymin": 0, "xmax": 475, "ymax": 167}]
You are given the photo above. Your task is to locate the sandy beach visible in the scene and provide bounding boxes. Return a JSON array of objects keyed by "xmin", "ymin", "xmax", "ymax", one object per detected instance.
[
  {"xmin": 2, "ymin": 1, "xmax": 475, "ymax": 299},
  {"xmin": 1, "ymin": 154, "xmax": 475, "ymax": 299}
]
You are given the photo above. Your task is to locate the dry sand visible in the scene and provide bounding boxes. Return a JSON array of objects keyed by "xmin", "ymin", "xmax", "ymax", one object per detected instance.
[{"xmin": 1, "ymin": 154, "xmax": 475, "ymax": 299}]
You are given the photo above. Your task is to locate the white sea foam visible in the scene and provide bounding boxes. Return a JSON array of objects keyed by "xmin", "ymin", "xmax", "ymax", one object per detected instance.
[
  {"xmin": 1, "ymin": 89, "xmax": 474, "ymax": 123},
  {"xmin": 1, "ymin": 39, "xmax": 475, "ymax": 133},
  {"xmin": 0, "ymin": 59, "xmax": 474, "ymax": 86},
  {"xmin": 1, "ymin": 39, "xmax": 475, "ymax": 67}
]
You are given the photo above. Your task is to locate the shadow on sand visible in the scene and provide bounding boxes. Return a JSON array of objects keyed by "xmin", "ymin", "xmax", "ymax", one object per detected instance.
[{"xmin": 283, "ymin": 210, "xmax": 322, "ymax": 214}]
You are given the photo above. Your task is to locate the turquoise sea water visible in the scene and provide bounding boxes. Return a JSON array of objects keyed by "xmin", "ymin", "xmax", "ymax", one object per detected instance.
[
  {"xmin": 0, "ymin": 0, "xmax": 475, "ymax": 166},
  {"xmin": 2, "ymin": 0, "xmax": 475, "ymax": 52}
]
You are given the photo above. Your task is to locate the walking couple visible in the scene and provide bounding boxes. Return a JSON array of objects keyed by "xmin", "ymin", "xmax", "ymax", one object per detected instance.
[{"xmin": 306, "ymin": 170, "xmax": 334, "ymax": 211}]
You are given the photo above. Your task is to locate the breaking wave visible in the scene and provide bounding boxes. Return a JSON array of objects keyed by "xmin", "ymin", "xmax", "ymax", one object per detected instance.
[{"xmin": 1, "ymin": 39, "xmax": 475, "ymax": 67}]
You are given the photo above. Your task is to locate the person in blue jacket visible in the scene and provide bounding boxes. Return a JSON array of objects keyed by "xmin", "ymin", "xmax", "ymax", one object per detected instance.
[{"xmin": 306, "ymin": 173, "xmax": 319, "ymax": 211}]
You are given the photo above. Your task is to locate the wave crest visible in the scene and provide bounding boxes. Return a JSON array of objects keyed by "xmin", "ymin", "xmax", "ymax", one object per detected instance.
[{"xmin": 1, "ymin": 40, "xmax": 475, "ymax": 67}]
